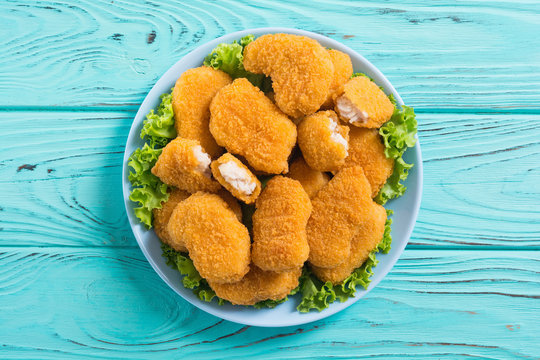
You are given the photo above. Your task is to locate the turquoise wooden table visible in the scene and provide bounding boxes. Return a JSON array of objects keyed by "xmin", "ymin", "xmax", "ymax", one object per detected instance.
[{"xmin": 1, "ymin": 1, "xmax": 539, "ymax": 358}]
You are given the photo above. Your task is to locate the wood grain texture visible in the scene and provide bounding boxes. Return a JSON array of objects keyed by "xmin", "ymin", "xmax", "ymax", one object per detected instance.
[
  {"xmin": 1, "ymin": 111, "xmax": 538, "ymax": 248},
  {"xmin": 0, "ymin": 0, "xmax": 539, "ymax": 110},
  {"xmin": 0, "ymin": 248, "xmax": 538, "ymax": 359}
]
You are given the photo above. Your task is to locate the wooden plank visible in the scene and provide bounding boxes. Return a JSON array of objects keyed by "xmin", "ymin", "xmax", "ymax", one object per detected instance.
[
  {"xmin": 0, "ymin": 248, "xmax": 538, "ymax": 358},
  {"xmin": 0, "ymin": 0, "xmax": 539, "ymax": 110},
  {"xmin": 1, "ymin": 111, "xmax": 539, "ymax": 248}
]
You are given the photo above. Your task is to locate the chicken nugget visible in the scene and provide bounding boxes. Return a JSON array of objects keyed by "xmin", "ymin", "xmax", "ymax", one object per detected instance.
[
  {"xmin": 211, "ymin": 153, "xmax": 261, "ymax": 204},
  {"xmin": 287, "ymin": 156, "xmax": 329, "ymax": 199},
  {"xmin": 307, "ymin": 166, "xmax": 373, "ymax": 269},
  {"xmin": 321, "ymin": 49, "xmax": 353, "ymax": 108},
  {"xmin": 252, "ymin": 176, "xmax": 312, "ymax": 272},
  {"xmin": 243, "ymin": 33, "xmax": 334, "ymax": 118},
  {"xmin": 152, "ymin": 188, "xmax": 190, "ymax": 252},
  {"xmin": 151, "ymin": 138, "xmax": 220, "ymax": 193},
  {"xmin": 298, "ymin": 110, "xmax": 350, "ymax": 172},
  {"xmin": 311, "ymin": 203, "xmax": 387, "ymax": 283},
  {"xmin": 336, "ymin": 127, "xmax": 394, "ymax": 198},
  {"xmin": 334, "ymin": 76, "xmax": 394, "ymax": 128},
  {"xmin": 208, "ymin": 266, "xmax": 301, "ymax": 305},
  {"xmin": 167, "ymin": 192, "xmax": 250, "ymax": 284},
  {"xmin": 217, "ymin": 189, "xmax": 242, "ymax": 222},
  {"xmin": 172, "ymin": 66, "xmax": 231, "ymax": 157},
  {"xmin": 209, "ymin": 78, "xmax": 297, "ymax": 174}
]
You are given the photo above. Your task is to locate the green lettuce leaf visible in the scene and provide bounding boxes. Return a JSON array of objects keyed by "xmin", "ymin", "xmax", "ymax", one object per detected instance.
[
  {"xmin": 128, "ymin": 143, "xmax": 169, "ymax": 228},
  {"xmin": 140, "ymin": 91, "xmax": 177, "ymax": 148},
  {"xmin": 203, "ymin": 34, "xmax": 265, "ymax": 87}
]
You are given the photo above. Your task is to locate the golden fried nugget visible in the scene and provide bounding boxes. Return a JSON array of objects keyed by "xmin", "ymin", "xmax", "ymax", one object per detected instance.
[
  {"xmin": 321, "ymin": 49, "xmax": 353, "ymax": 108},
  {"xmin": 151, "ymin": 138, "xmax": 220, "ymax": 194},
  {"xmin": 217, "ymin": 189, "xmax": 242, "ymax": 222},
  {"xmin": 311, "ymin": 203, "xmax": 386, "ymax": 283},
  {"xmin": 336, "ymin": 127, "xmax": 394, "ymax": 198},
  {"xmin": 152, "ymin": 188, "xmax": 190, "ymax": 252},
  {"xmin": 252, "ymin": 176, "xmax": 312, "ymax": 272},
  {"xmin": 307, "ymin": 166, "xmax": 373, "ymax": 269},
  {"xmin": 211, "ymin": 153, "xmax": 261, "ymax": 204},
  {"xmin": 298, "ymin": 110, "xmax": 350, "ymax": 172},
  {"xmin": 208, "ymin": 266, "xmax": 301, "ymax": 305},
  {"xmin": 287, "ymin": 156, "xmax": 329, "ymax": 199},
  {"xmin": 209, "ymin": 78, "xmax": 297, "ymax": 174},
  {"xmin": 243, "ymin": 33, "xmax": 334, "ymax": 118},
  {"xmin": 167, "ymin": 192, "xmax": 250, "ymax": 284},
  {"xmin": 334, "ymin": 76, "xmax": 394, "ymax": 128},
  {"xmin": 172, "ymin": 66, "xmax": 231, "ymax": 157}
]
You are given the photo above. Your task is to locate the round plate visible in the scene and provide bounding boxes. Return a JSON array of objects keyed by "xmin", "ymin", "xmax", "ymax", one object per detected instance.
[{"xmin": 122, "ymin": 27, "xmax": 423, "ymax": 327}]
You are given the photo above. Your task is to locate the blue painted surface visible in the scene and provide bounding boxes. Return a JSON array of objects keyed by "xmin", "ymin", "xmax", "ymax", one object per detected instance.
[{"xmin": 0, "ymin": 1, "xmax": 539, "ymax": 358}]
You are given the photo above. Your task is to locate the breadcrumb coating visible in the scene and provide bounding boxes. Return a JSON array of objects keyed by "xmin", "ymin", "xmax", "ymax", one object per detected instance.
[
  {"xmin": 321, "ymin": 49, "xmax": 353, "ymax": 108},
  {"xmin": 211, "ymin": 153, "xmax": 261, "ymax": 204},
  {"xmin": 152, "ymin": 188, "xmax": 190, "ymax": 252},
  {"xmin": 334, "ymin": 76, "xmax": 394, "ymax": 128},
  {"xmin": 243, "ymin": 33, "xmax": 334, "ymax": 118},
  {"xmin": 208, "ymin": 266, "xmax": 301, "ymax": 305},
  {"xmin": 298, "ymin": 110, "xmax": 350, "ymax": 172},
  {"xmin": 252, "ymin": 176, "xmax": 312, "ymax": 272},
  {"xmin": 311, "ymin": 203, "xmax": 387, "ymax": 283},
  {"xmin": 172, "ymin": 66, "xmax": 231, "ymax": 157},
  {"xmin": 287, "ymin": 156, "xmax": 329, "ymax": 199},
  {"xmin": 167, "ymin": 192, "xmax": 250, "ymax": 284},
  {"xmin": 336, "ymin": 127, "xmax": 394, "ymax": 198},
  {"xmin": 307, "ymin": 166, "xmax": 373, "ymax": 269},
  {"xmin": 209, "ymin": 78, "xmax": 297, "ymax": 174},
  {"xmin": 151, "ymin": 138, "xmax": 220, "ymax": 194},
  {"xmin": 217, "ymin": 189, "xmax": 243, "ymax": 222}
]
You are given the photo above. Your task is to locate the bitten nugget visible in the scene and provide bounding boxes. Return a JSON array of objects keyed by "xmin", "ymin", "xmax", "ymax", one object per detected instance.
[
  {"xmin": 243, "ymin": 33, "xmax": 334, "ymax": 118},
  {"xmin": 321, "ymin": 49, "xmax": 353, "ymax": 108},
  {"xmin": 211, "ymin": 153, "xmax": 261, "ymax": 204},
  {"xmin": 307, "ymin": 166, "xmax": 373, "ymax": 269},
  {"xmin": 152, "ymin": 188, "xmax": 190, "ymax": 252},
  {"xmin": 209, "ymin": 78, "xmax": 297, "ymax": 174},
  {"xmin": 287, "ymin": 157, "xmax": 329, "ymax": 199},
  {"xmin": 151, "ymin": 138, "xmax": 220, "ymax": 194},
  {"xmin": 167, "ymin": 192, "xmax": 250, "ymax": 284},
  {"xmin": 298, "ymin": 110, "xmax": 350, "ymax": 172},
  {"xmin": 208, "ymin": 266, "xmax": 301, "ymax": 305},
  {"xmin": 311, "ymin": 203, "xmax": 387, "ymax": 283},
  {"xmin": 252, "ymin": 177, "xmax": 312, "ymax": 271},
  {"xmin": 172, "ymin": 66, "xmax": 231, "ymax": 157},
  {"xmin": 336, "ymin": 127, "xmax": 394, "ymax": 197},
  {"xmin": 334, "ymin": 76, "xmax": 394, "ymax": 128}
]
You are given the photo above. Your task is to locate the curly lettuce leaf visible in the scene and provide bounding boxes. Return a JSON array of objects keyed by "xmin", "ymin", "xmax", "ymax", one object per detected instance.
[
  {"xmin": 141, "ymin": 91, "xmax": 176, "ymax": 148},
  {"xmin": 128, "ymin": 143, "xmax": 169, "ymax": 228},
  {"xmin": 203, "ymin": 34, "xmax": 265, "ymax": 87}
]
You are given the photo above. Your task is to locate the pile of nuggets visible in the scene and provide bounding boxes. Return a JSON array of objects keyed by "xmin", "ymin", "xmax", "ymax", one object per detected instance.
[{"xmin": 151, "ymin": 34, "xmax": 396, "ymax": 306}]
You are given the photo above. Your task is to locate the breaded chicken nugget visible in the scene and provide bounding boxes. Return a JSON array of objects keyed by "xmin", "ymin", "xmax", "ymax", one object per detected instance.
[
  {"xmin": 167, "ymin": 192, "xmax": 250, "ymax": 284},
  {"xmin": 334, "ymin": 76, "xmax": 394, "ymax": 128},
  {"xmin": 172, "ymin": 66, "xmax": 231, "ymax": 157},
  {"xmin": 311, "ymin": 203, "xmax": 386, "ymax": 283},
  {"xmin": 243, "ymin": 33, "xmax": 334, "ymax": 118},
  {"xmin": 152, "ymin": 188, "xmax": 190, "ymax": 252},
  {"xmin": 307, "ymin": 166, "xmax": 373, "ymax": 269},
  {"xmin": 321, "ymin": 49, "xmax": 353, "ymax": 108},
  {"xmin": 211, "ymin": 153, "xmax": 261, "ymax": 204},
  {"xmin": 209, "ymin": 78, "xmax": 297, "ymax": 174},
  {"xmin": 336, "ymin": 127, "xmax": 394, "ymax": 198},
  {"xmin": 252, "ymin": 176, "xmax": 312, "ymax": 272},
  {"xmin": 208, "ymin": 266, "xmax": 301, "ymax": 305},
  {"xmin": 217, "ymin": 189, "xmax": 242, "ymax": 222},
  {"xmin": 287, "ymin": 156, "xmax": 329, "ymax": 199},
  {"xmin": 298, "ymin": 110, "xmax": 350, "ymax": 172},
  {"xmin": 151, "ymin": 138, "xmax": 220, "ymax": 194}
]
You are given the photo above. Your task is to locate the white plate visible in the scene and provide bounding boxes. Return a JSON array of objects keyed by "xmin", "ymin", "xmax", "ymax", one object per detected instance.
[{"xmin": 122, "ymin": 27, "xmax": 423, "ymax": 327}]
